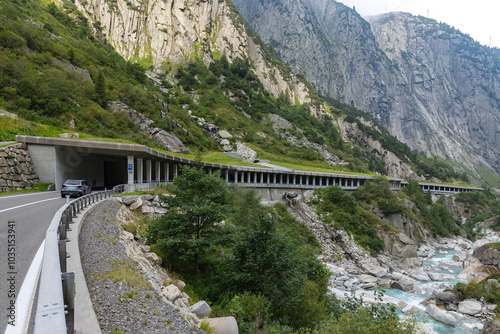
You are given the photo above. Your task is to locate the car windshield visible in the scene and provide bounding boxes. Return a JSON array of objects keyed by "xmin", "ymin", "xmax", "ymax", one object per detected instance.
[{"xmin": 65, "ymin": 180, "xmax": 80, "ymax": 185}]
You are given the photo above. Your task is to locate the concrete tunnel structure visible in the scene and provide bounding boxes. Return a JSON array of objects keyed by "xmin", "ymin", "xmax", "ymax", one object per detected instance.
[{"xmin": 16, "ymin": 135, "xmax": 482, "ymax": 200}]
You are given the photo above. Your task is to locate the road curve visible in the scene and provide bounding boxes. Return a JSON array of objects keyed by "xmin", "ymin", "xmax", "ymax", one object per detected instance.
[{"xmin": 0, "ymin": 191, "xmax": 67, "ymax": 333}]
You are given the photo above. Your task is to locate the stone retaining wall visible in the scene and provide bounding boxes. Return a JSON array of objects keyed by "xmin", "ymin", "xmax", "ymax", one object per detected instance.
[{"xmin": 0, "ymin": 143, "xmax": 40, "ymax": 192}]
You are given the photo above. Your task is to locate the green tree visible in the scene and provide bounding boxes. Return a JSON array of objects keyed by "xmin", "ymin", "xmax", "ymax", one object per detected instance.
[
  {"xmin": 225, "ymin": 204, "xmax": 305, "ymax": 310},
  {"xmin": 93, "ymin": 70, "xmax": 107, "ymax": 108},
  {"xmin": 147, "ymin": 166, "xmax": 233, "ymax": 273}
]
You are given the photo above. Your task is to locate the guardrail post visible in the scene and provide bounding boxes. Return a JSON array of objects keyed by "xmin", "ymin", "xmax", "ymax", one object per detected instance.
[
  {"xmin": 63, "ymin": 212, "xmax": 72, "ymax": 232},
  {"xmin": 71, "ymin": 203, "xmax": 76, "ymax": 218},
  {"xmin": 66, "ymin": 208, "xmax": 73, "ymax": 224},
  {"xmin": 58, "ymin": 240, "xmax": 67, "ymax": 273},
  {"xmin": 58, "ymin": 224, "xmax": 67, "ymax": 241},
  {"xmin": 62, "ymin": 272, "xmax": 75, "ymax": 334}
]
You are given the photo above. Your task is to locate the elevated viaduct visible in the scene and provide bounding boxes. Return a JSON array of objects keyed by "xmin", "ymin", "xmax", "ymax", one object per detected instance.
[{"xmin": 16, "ymin": 135, "xmax": 482, "ymax": 199}]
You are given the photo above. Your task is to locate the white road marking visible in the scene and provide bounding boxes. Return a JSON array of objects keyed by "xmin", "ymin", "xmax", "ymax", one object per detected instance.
[
  {"xmin": 4, "ymin": 240, "xmax": 45, "ymax": 334},
  {"xmin": 0, "ymin": 197, "xmax": 60, "ymax": 214},
  {"xmin": 0, "ymin": 192, "xmax": 55, "ymax": 200}
]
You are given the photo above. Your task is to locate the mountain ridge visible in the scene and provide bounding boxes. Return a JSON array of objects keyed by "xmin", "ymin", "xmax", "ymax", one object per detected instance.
[{"xmin": 231, "ymin": 0, "xmax": 500, "ymax": 177}]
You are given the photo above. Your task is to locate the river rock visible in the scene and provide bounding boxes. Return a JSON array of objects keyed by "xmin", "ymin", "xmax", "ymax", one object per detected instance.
[
  {"xmin": 415, "ymin": 322, "xmax": 439, "ymax": 334},
  {"xmin": 458, "ymin": 299, "xmax": 482, "ymax": 315},
  {"xmin": 356, "ymin": 274, "xmax": 378, "ymax": 284},
  {"xmin": 434, "ymin": 291, "xmax": 458, "ymax": 305},
  {"xmin": 363, "ymin": 263, "xmax": 388, "ymax": 277},
  {"xmin": 428, "ymin": 273, "xmax": 444, "ymax": 281},
  {"xmin": 418, "ymin": 245, "xmax": 435, "ymax": 258},
  {"xmin": 407, "ymin": 267, "xmax": 431, "ymax": 281},
  {"xmin": 392, "ymin": 272, "xmax": 417, "ymax": 291},
  {"xmin": 425, "ymin": 304, "xmax": 456, "ymax": 326},
  {"xmin": 379, "ymin": 280, "xmax": 393, "ymax": 289}
]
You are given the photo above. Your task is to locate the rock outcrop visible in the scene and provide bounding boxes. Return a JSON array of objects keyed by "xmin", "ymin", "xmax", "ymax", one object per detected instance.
[
  {"xmin": 109, "ymin": 101, "xmax": 189, "ymax": 153},
  {"xmin": 474, "ymin": 244, "xmax": 500, "ymax": 268},
  {"xmin": 0, "ymin": 143, "xmax": 40, "ymax": 192},
  {"xmin": 72, "ymin": 0, "xmax": 312, "ymax": 106}
]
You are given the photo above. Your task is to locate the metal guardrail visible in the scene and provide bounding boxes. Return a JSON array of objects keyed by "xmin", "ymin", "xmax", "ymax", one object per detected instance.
[{"xmin": 34, "ymin": 185, "xmax": 124, "ymax": 334}]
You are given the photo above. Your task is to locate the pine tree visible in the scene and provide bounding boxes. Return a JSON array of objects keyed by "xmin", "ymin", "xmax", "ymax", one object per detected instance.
[{"xmin": 93, "ymin": 70, "xmax": 107, "ymax": 108}]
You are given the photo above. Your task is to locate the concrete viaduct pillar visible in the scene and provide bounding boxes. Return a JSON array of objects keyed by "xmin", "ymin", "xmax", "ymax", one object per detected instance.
[
  {"xmin": 155, "ymin": 162, "xmax": 161, "ymax": 183},
  {"xmin": 137, "ymin": 158, "xmax": 143, "ymax": 183},
  {"xmin": 165, "ymin": 163, "xmax": 170, "ymax": 182},
  {"xmin": 146, "ymin": 160, "xmax": 152, "ymax": 182}
]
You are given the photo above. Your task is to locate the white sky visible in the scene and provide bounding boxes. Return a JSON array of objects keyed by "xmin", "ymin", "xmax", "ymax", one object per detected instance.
[{"xmin": 338, "ymin": 0, "xmax": 500, "ymax": 48}]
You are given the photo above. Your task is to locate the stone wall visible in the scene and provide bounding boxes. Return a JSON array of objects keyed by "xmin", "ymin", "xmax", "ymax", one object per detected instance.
[{"xmin": 0, "ymin": 143, "xmax": 40, "ymax": 192}]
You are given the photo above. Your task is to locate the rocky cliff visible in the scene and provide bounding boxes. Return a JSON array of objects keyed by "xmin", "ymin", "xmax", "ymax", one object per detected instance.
[
  {"xmin": 232, "ymin": 0, "xmax": 500, "ymax": 175},
  {"xmin": 72, "ymin": 0, "xmax": 311, "ymax": 105}
]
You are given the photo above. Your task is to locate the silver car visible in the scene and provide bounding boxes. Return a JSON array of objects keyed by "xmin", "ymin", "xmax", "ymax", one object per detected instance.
[{"xmin": 61, "ymin": 179, "xmax": 92, "ymax": 198}]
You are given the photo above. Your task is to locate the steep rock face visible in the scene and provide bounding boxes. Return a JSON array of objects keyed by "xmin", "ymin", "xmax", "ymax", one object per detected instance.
[
  {"xmin": 73, "ymin": 0, "xmax": 311, "ymax": 104},
  {"xmin": 232, "ymin": 0, "xmax": 499, "ymax": 174},
  {"xmin": 369, "ymin": 12, "xmax": 500, "ymax": 173}
]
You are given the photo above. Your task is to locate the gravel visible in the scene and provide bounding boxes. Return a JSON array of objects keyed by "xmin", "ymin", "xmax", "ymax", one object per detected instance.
[{"xmin": 79, "ymin": 199, "xmax": 194, "ymax": 334}]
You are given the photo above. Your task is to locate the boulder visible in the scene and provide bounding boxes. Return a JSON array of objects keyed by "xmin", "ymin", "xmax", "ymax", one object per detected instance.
[
  {"xmin": 458, "ymin": 299, "xmax": 482, "ymax": 315},
  {"xmin": 461, "ymin": 323, "xmax": 484, "ymax": 331},
  {"xmin": 190, "ymin": 301, "xmax": 211, "ymax": 318},
  {"xmin": 434, "ymin": 291, "xmax": 458, "ymax": 305},
  {"xmin": 474, "ymin": 244, "xmax": 500, "ymax": 267},
  {"xmin": 392, "ymin": 272, "xmax": 416, "ymax": 291},
  {"xmin": 123, "ymin": 195, "xmax": 139, "ymax": 206},
  {"xmin": 174, "ymin": 298, "xmax": 187, "ymax": 308},
  {"xmin": 130, "ymin": 197, "xmax": 143, "ymax": 211},
  {"xmin": 218, "ymin": 130, "xmax": 233, "ymax": 138},
  {"xmin": 220, "ymin": 139, "xmax": 233, "ymax": 152},
  {"xmin": 141, "ymin": 205, "xmax": 155, "ymax": 215},
  {"xmin": 356, "ymin": 274, "xmax": 378, "ymax": 284},
  {"xmin": 378, "ymin": 280, "xmax": 393, "ymax": 289},
  {"xmin": 428, "ymin": 273, "xmax": 444, "ymax": 281},
  {"xmin": 175, "ymin": 280, "xmax": 186, "ymax": 290},
  {"xmin": 363, "ymin": 263, "xmax": 388, "ymax": 278},
  {"xmin": 458, "ymin": 262, "xmax": 498, "ymax": 282},
  {"xmin": 122, "ymin": 231, "xmax": 134, "ymax": 241},
  {"xmin": 425, "ymin": 304, "xmax": 456, "ymax": 326},
  {"xmin": 163, "ymin": 284, "xmax": 182, "ymax": 302},
  {"xmin": 144, "ymin": 252, "xmax": 162, "ymax": 266}
]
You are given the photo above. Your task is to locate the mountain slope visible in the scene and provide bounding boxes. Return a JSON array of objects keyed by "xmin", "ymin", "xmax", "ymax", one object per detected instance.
[{"xmin": 231, "ymin": 0, "xmax": 500, "ymax": 176}]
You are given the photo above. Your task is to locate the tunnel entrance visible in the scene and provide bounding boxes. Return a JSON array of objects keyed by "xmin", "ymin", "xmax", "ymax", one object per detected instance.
[{"xmin": 104, "ymin": 160, "xmax": 127, "ymax": 189}]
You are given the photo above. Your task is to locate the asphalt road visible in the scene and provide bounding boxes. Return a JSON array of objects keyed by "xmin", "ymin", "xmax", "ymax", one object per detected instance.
[{"xmin": 0, "ymin": 191, "xmax": 67, "ymax": 333}]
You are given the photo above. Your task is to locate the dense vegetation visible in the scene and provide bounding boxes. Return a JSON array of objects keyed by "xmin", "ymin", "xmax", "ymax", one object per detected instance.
[
  {"xmin": 455, "ymin": 189, "xmax": 500, "ymax": 235},
  {"xmin": 402, "ymin": 180, "xmax": 461, "ymax": 238},
  {"xmin": 146, "ymin": 167, "xmax": 416, "ymax": 332}
]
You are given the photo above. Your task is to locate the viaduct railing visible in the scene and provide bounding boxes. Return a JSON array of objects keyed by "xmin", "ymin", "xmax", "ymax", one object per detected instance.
[{"xmin": 34, "ymin": 185, "xmax": 124, "ymax": 334}]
